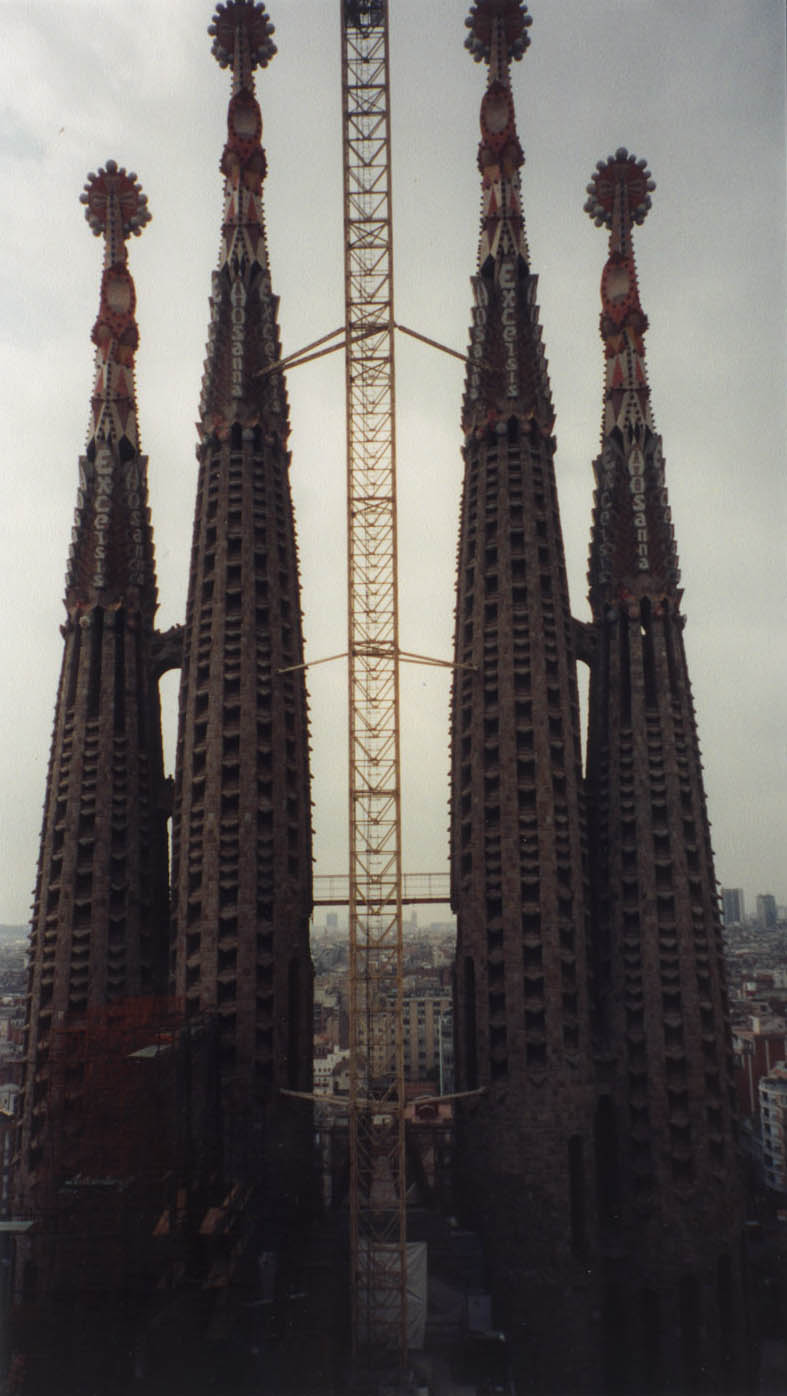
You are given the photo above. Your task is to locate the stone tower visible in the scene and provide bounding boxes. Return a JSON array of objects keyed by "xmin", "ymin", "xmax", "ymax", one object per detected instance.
[
  {"xmin": 15, "ymin": 161, "xmax": 171, "ymax": 1223},
  {"xmin": 583, "ymin": 150, "xmax": 748, "ymax": 1392},
  {"xmin": 170, "ymin": 0, "xmax": 313, "ymax": 1222},
  {"xmin": 450, "ymin": 5, "xmax": 598, "ymax": 1388}
]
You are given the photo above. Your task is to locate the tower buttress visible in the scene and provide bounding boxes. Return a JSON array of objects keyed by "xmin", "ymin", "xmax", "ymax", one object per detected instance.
[
  {"xmin": 584, "ymin": 151, "xmax": 748, "ymax": 1393},
  {"xmin": 450, "ymin": 7, "xmax": 598, "ymax": 1390}
]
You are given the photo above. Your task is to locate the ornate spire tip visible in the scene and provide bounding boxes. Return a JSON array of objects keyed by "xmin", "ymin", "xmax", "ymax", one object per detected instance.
[
  {"xmin": 80, "ymin": 161, "xmax": 150, "ymax": 239},
  {"xmin": 465, "ymin": 1, "xmax": 532, "ymax": 63},
  {"xmin": 209, "ymin": 1, "xmax": 276, "ymax": 71},
  {"xmin": 584, "ymin": 148, "xmax": 655, "ymax": 230}
]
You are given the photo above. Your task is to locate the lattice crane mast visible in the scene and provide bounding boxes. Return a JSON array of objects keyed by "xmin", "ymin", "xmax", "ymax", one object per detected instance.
[{"xmin": 341, "ymin": 0, "xmax": 408, "ymax": 1372}]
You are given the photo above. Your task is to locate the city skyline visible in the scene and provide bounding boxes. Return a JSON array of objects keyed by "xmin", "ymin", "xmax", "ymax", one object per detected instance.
[{"xmin": 1, "ymin": 0, "xmax": 784, "ymax": 924}]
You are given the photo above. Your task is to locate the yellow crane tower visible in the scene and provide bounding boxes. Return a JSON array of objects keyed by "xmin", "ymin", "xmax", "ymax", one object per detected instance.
[
  {"xmin": 340, "ymin": 0, "xmax": 408, "ymax": 1375},
  {"xmin": 276, "ymin": 3, "xmax": 464, "ymax": 1372}
]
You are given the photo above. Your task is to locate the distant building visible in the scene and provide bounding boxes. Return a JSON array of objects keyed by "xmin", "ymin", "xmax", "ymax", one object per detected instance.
[
  {"xmin": 314, "ymin": 983, "xmax": 345, "ymax": 1049},
  {"xmin": 760, "ymin": 1063, "xmax": 787, "ymax": 1191},
  {"xmin": 757, "ymin": 894, "xmax": 778, "ymax": 929},
  {"xmin": 0, "ymin": 1108, "xmax": 14, "ymax": 1219},
  {"xmin": 734, "ymin": 1017, "xmax": 787, "ymax": 1115},
  {"xmin": 722, "ymin": 887, "xmax": 746, "ymax": 927},
  {"xmin": 0, "ymin": 1084, "xmax": 19, "ymax": 1116},
  {"xmin": 313, "ymin": 1048, "xmax": 350, "ymax": 1096},
  {"xmin": 402, "ymin": 990, "xmax": 453, "ymax": 1089}
]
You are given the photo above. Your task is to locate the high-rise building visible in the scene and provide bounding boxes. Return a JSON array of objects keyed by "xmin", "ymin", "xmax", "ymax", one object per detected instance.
[
  {"xmin": 401, "ymin": 989, "xmax": 452, "ymax": 1085},
  {"xmin": 756, "ymin": 894, "xmax": 777, "ymax": 929},
  {"xmin": 169, "ymin": 0, "xmax": 314, "ymax": 1222},
  {"xmin": 14, "ymin": 160, "xmax": 171, "ymax": 1225},
  {"xmin": 722, "ymin": 886, "xmax": 746, "ymax": 928},
  {"xmin": 583, "ymin": 148, "xmax": 747, "ymax": 1390},
  {"xmin": 450, "ymin": 6, "xmax": 597, "ymax": 1388}
]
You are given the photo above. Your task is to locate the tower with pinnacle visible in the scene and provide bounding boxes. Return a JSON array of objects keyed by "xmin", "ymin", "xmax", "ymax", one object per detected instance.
[
  {"xmin": 583, "ymin": 150, "xmax": 747, "ymax": 1392},
  {"xmin": 450, "ymin": 5, "xmax": 598, "ymax": 1387},
  {"xmin": 15, "ymin": 162, "xmax": 172, "ymax": 1216},
  {"xmin": 9, "ymin": 169, "xmax": 188, "ymax": 1389},
  {"xmin": 170, "ymin": 0, "xmax": 314, "ymax": 1219}
]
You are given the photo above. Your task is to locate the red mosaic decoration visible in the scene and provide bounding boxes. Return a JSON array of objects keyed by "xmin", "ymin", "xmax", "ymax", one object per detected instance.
[
  {"xmin": 479, "ymin": 80, "xmax": 518, "ymax": 156},
  {"xmin": 93, "ymin": 265, "xmax": 138, "ymax": 349},
  {"xmin": 221, "ymin": 88, "xmax": 267, "ymax": 188},
  {"xmin": 461, "ymin": 0, "xmax": 556, "ymax": 435},
  {"xmin": 77, "ymin": 163, "xmax": 150, "ymax": 461},
  {"xmin": 585, "ymin": 150, "xmax": 655, "ymax": 420},
  {"xmin": 200, "ymin": 0, "xmax": 284, "ymax": 439}
]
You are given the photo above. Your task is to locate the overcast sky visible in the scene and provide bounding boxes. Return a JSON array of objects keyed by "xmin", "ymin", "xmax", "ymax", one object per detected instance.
[{"xmin": 1, "ymin": 0, "xmax": 784, "ymax": 926}]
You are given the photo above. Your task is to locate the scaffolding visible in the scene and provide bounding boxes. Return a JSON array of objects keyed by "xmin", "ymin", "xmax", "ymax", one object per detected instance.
[{"xmin": 341, "ymin": 0, "xmax": 408, "ymax": 1371}]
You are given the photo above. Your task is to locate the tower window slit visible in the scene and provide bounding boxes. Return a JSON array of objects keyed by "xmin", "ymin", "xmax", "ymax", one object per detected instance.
[
  {"xmin": 640, "ymin": 599, "xmax": 658, "ymax": 708},
  {"xmin": 662, "ymin": 607, "xmax": 682, "ymax": 701},
  {"xmin": 113, "ymin": 609, "xmax": 126, "ymax": 733},
  {"xmin": 287, "ymin": 957, "xmax": 301, "ymax": 1089},
  {"xmin": 87, "ymin": 607, "xmax": 104, "ymax": 718},
  {"xmin": 65, "ymin": 625, "xmax": 82, "ymax": 710},
  {"xmin": 595, "ymin": 1095, "xmax": 622, "ymax": 1226},
  {"xmin": 568, "ymin": 1134, "xmax": 586, "ymax": 1256},
  {"xmin": 620, "ymin": 614, "xmax": 632, "ymax": 724},
  {"xmin": 679, "ymin": 1273, "xmax": 702, "ymax": 1391},
  {"xmin": 464, "ymin": 956, "xmax": 478, "ymax": 1090},
  {"xmin": 639, "ymin": 1290, "xmax": 662, "ymax": 1393}
]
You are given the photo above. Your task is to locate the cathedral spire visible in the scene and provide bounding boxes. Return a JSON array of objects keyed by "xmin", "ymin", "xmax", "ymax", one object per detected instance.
[
  {"xmin": 585, "ymin": 149, "xmax": 655, "ymax": 444},
  {"xmin": 451, "ymin": 12, "xmax": 596, "ymax": 1390},
  {"xmin": 583, "ymin": 154, "xmax": 747, "ymax": 1390},
  {"xmin": 15, "ymin": 161, "xmax": 171, "ymax": 1246},
  {"xmin": 200, "ymin": 0, "xmax": 285, "ymax": 441},
  {"xmin": 465, "ymin": 0, "xmax": 531, "ymax": 267},
  {"xmin": 67, "ymin": 162, "xmax": 156, "ymax": 618},
  {"xmin": 585, "ymin": 151, "xmax": 680, "ymax": 608},
  {"xmin": 462, "ymin": 1, "xmax": 552, "ymax": 438},
  {"xmin": 170, "ymin": 0, "xmax": 313, "ymax": 1218},
  {"xmin": 80, "ymin": 160, "xmax": 149, "ymax": 461}
]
